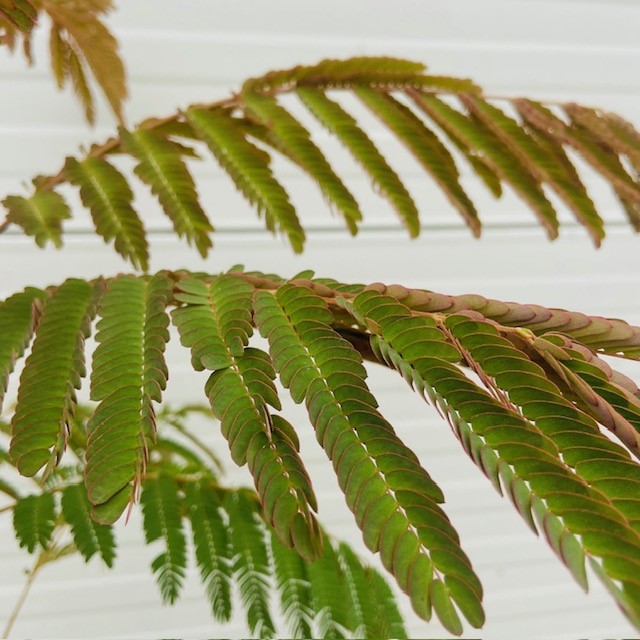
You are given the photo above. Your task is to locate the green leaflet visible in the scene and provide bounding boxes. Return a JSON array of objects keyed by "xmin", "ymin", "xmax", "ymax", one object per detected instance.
[
  {"xmin": 414, "ymin": 94, "xmax": 560, "ymax": 239},
  {"xmin": 0, "ymin": 287, "xmax": 44, "ymax": 412},
  {"xmin": 140, "ymin": 474, "xmax": 187, "ymax": 604},
  {"xmin": 226, "ymin": 489, "xmax": 276, "ymax": 639},
  {"xmin": 242, "ymin": 90, "xmax": 362, "ymax": 234},
  {"xmin": 10, "ymin": 279, "xmax": 97, "ymax": 477},
  {"xmin": 85, "ymin": 274, "xmax": 172, "ymax": 523},
  {"xmin": 186, "ymin": 108, "xmax": 305, "ymax": 252},
  {"xmin": 270, "ymin": 529, "xmax": 313, "ymax": 639},
  {"xmin": 184, "ymin": 482, "xmax": 233, "ymax": 621},
  {"xmin": 253, "ymin": 283, "xmax": 482, "ymax": 632},
  {"xmin": 297, "ymin": 87, "xmax": 420, "ymax": 236},
  {"xmin": 61, "ymin": 483, "xmax": 116, "ymax": 566},
  {"xmin": 2, "ymin": 191, "xmax": 70, "ymax": 248},
  {"xmin": 65, "ymin": 156, "xmax": 149, "ymax": 270},
  {"xmin": 13, "ymin": 492, "xmax": 56, "ymax": 553},
  {"xmin": 463, "ymin": 96, "xmax": 605, "ymax": 245},
  {"xmin": 365, "ymin": 565, "xmax": 408, "ymax": 640},
  {"xmin": 307, "ymin": 533, "xmax": 350, "ymax": 639},
  {"xmin": 356, "ymin": 88, "xmax": 480, "ymax": 235},
  {"xmin": 337, "ymin": 542, "xmax": 382, "ymax": 638},
  {"xmin": 119, "ymin": 127, "xmax": 213, "ymax": 256}
]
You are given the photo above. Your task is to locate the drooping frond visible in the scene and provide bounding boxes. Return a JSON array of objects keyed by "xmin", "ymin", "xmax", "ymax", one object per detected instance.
[
  {"xmin": 269, "ymin": 528, "xmax": 313, "ymax": 639},
  {"xmin": 61, "ymin": 483, "xmax": 116, "ymax": 566},
  {"xmin": 184, "ymin": 481, "xmax": 233, "ymax": 622},
  {"xmin": 140, "ymin": 473, "xmax": 188, "ymax": 604},
  {"xmin": 226, "ymin": 489, "xmax": 276, "ymax": 639},
  {"xmin": 119, "ymin": 128, "xmax": 213, "ymax": 257},
  {"xmin": 0, "ymin": 287, "xmax": 44, "ymax": 411},
  {"xmin": 85, "ymin": 274, "xmax": 171, "ymax": 523},
  {"xmin": 0, "ymin": 0, "xmax": 126, "ymax": 123},
  {"xmin": 6, "ymin": 56, "xmax": 640, "ymax": 262},
  {"xmin": 6, "ymin": 270, "xmax": 640, "ymax": 633},
  {"xmin": 253, "ymin": 282, "xmax": 484, "ymax": 632},
  {"xmin": 10, "ymin": 279, "xmax": 97, "ymax": 477},
  {"xmin": 172, "ymin": 275, "xmax": 321, "ymax": 559},
  {"xmin": 65, "ymin": 156, "xmax": 149, "ymax": 270}
]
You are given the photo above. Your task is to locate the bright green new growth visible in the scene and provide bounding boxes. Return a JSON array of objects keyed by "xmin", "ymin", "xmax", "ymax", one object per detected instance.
[{"xmin": 5, "ymin": 56, "xmax": 640, "ymax": 262}]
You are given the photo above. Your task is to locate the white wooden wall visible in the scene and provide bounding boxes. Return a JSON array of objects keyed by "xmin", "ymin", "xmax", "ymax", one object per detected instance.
[{"xmin": 2, "ymin": 1, "xmax": 640, "ymax": 637}]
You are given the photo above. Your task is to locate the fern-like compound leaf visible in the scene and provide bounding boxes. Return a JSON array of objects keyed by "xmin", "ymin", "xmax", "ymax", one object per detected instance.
[
  {"xmin": 0, "ymin": 287, "xmax": 44, "ymax": 412},
  {"xmin": 140, "ymin": 474, "xmax": 188, "ymax": 604},
  {"xmin": 356, "ymin": 88, "xmax": 480, "ymax": 235},
  {"xmin": 2, "ymin": 191, "xmax": 70, "ymax": 248},
  {"xmin": 226, "ymin": 489, "xmax": 276, "ymax": 639},
  {"xmin": 184, "ymin": 482, "xmax": 233, "ymax": 621},
  {"xmin": 253, "ymin": 283, "xmax": 484, "ymax": 631},
  {"xmin": 297, "ymin": 87, "xmax": 420, "ymax": 236},
  {"xmin": 12, "ymin": 492, "xmax": 56, "ymax": 553},
  {"xmin": 86, "ymin": 274, "xmax": 172, "ymax": 523},
  {"xmin": 413, "ymin": 94, "xmax": 560, "ymax": 239},
  {"xmin": 61, "ymin": 483, "xmax": 116, "ymax": 566},
  {"xmin": 120, "ymin": 127, "xmax": 213, "ymax": 256},
  {"xmin": 462, "ymin": 96, "xmax": 605, "ymax": 244},
  {"xmin": 10, "ymin": 279, "xmax": 97, "ymax": 477},
  {"xmin": 269, "ymin": 529, "xmax": 313, "ymax": 639},
  {"xmin": 307, "ymin": 533, "xmax": 350, "ymax": 639},
  {"xmin": 65, "ymin": 156, "xmax": 149, "ymax": 270},
  {"xmin": 186, "ymin": 108, "xmax": 305, "ymax": 252},
  {"xmin": 40, "ymin": 0, "xmax": 127, "ymax": 122},
  {"xmin": 242, "ymin": 90, "xmax": 362, "ymax": 234}
]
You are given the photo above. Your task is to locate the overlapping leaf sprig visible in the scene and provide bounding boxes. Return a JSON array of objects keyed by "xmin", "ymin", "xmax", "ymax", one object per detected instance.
[
  {"xmin": 0, "ymin": 0, "xmax": 127, "ymax": 124},
  {"xmin": 4, "ymin": 268, "xmax": 640, "ymax": 635},
  {"xmin": 1, "ymin": 404, "xmax": 406, "ymax": 640},
  {"xmin": 4, "ymin": 56, "xmax": 640, "ymax": 263}
]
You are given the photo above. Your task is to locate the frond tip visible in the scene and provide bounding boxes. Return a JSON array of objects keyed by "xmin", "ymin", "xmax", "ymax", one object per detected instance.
[{"xmin": 5, "ymin": 56, "xmax": 640, "ymax": 265}]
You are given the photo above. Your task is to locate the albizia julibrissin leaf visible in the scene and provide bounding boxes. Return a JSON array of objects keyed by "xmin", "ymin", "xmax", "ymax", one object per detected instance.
[
  {"xmin": 61, "ymin": 482, "xmax": 116, "ymax": 566},
  {"xmin": 120, "ymin": 127, "xmax": 213, "ymax": 257},
  {"xmin": 186, "ymin": 107, "xmax": 305, "ymax": 252},
  {"xmin": 242, "ymin": 90, "xmax": 362, "ymax": 234},
  {"xmin": 0, "ymin": 287, "xmax": 44, "ymax": 412},
  {"xmin": 85, "ymin": 273, "xmax": 172, "ymax": 524},
  {"xmin": 7, "ymin": 56, "xmax": 640, "ymax": 263},
  {"xmin": 2, "ymin": 191, "xmax": 71, "ymax": 248},
  {"xmin": 65, "ymin": 155, "xmax": 148, "ymax": 270},
  {"xmin": 297, "ymin": 87, "xmax": 420, "ymax": 237},
  {"xmin": 10, "ymin": 278, "xmax": 98, "ymax": 477},
  {"xmin": 172, "ymin": 275, "xmax": 321, "ymax": 559},
  {"xmin": 254, "ymin": 283, "xmax": 484, "ymax": 632},
  {"xmin": 140, "ymin": 474, "xmax": 188, "ymax": 604},
  {"xmin": 12, "ymin": 492, "xmax": 56, "ymax": 553}
]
